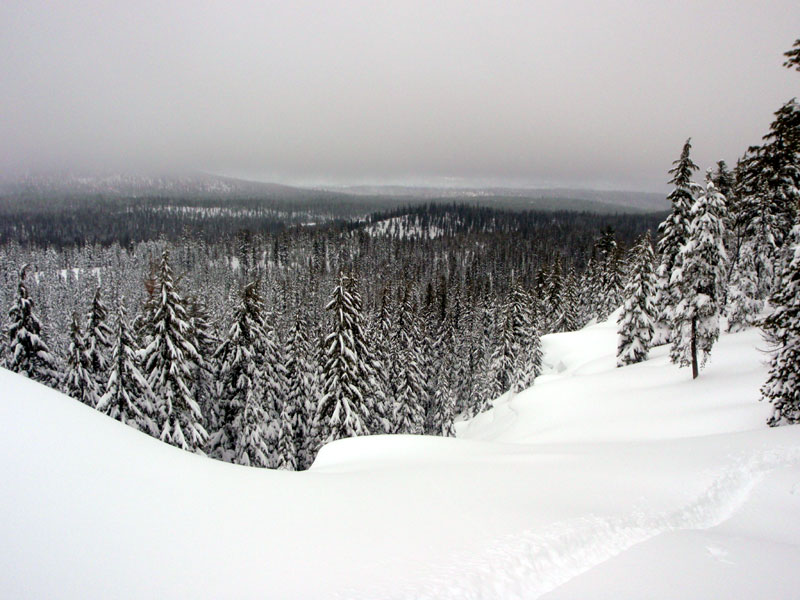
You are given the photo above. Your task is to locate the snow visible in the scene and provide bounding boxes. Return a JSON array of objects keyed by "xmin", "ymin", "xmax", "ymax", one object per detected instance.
[{"xmin": 2, "ymin": 315, "xmax": 800, "ymax": 598}]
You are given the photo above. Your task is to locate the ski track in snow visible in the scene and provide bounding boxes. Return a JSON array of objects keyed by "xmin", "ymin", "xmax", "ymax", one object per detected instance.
[{"xmin": 351, "ymin": 447, "xmax": 800, "ymax": 600}]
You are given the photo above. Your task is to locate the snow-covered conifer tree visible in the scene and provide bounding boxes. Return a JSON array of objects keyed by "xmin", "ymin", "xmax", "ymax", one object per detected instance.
[
  {"xmin": 141, "ymin": 250, "xmax": 207, "ymax": 452},
  {"xmin": 275, "ymin": 401, "xmax": 298, "ymax": 470},
  {"xmin": 490, "ymin": 284, "xmax": 541, "ymax": 396},
  {"xmin": 761, "ymin": 224, "xmax": 800, "ymax": 425},
  {"xmin": 85, "ymin": 287, "xmax": 112, "ymax": 389},
  {"xmin": 655, "ymin": 139, "xmax": 700, "ymax": 344},
  {"xmin": 284, "ymin": 311, "xmax": 315, "ymax": 468},
  {"xmin": 737, "ymin": 100, "xmax": 800, "ymax": 296},
  {"xmin": 726, "ymin": 242, "xmax": 763, "ymax": 332},
  {"xmin": 670, "ymin": 172, "xmax": 728, "ymax": 378},
  {"xmin": 392, "ymin": 288, "xmax": 427, "ymax": 434},
  {"xmin": 617, "ymin": 233, "xmax": 656, "ymax": 367},
  {"xmin": 7, "ymin": 265, "xmax": 60, "ymax": 386},
  {"xmin": 211, "ymin": 281, "xmax": 272, "ymax": 466},
  {"xmin": 62, "ymin": 313, "xmax": 98, "ymax": 405},
  {"xmin": 97, "ymin": 301, "xmax": 157, "ymax": 435},
  {"xmin": 317, "ymin": 272, "xmax": 375, "ymax": 441}
]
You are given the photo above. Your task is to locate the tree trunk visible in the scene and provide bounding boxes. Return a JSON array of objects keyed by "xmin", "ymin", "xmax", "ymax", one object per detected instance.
[{"xmin": 691, "ymin": 316, "xmax": 699, "ymax": 379}]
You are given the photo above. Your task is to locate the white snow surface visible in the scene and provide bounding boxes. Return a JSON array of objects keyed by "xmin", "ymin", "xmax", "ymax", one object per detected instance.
[{"xmin": 2, "ymin": 316, "xmax": 800, "ymax": 599}]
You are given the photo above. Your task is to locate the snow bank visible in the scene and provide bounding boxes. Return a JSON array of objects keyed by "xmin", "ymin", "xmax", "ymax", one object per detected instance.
[{"xmin": 2, "ymin": 317, "xmax": 800, "ymax": 599}]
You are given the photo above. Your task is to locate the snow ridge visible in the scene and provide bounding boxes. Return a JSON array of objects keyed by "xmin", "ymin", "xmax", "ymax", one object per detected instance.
[{"xmin": 391, "ymin": 447, "xmax": 800, "ymax": 600}]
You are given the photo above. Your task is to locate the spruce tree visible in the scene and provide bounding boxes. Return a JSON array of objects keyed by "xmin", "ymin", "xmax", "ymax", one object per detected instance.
[
  {"xmin": 783, "ymin": 38, "xmax": 800, "ymax": 72},
  {"xmin": 490, "ymin": 284, "xmax": 541, "ymax": 396},
  {"xmin": 392, "ymin": 288, "xmax": 427, "ymax": 434},
  {"xmin": 85, "ymin": 287, "xmax": 113, "ymax": 389},
  {"xmin": 284, "ymin": 311, "xmax": 315, "ymax": 468},
  {"xmin": 761, "ymin": 223, "xmax": 800, "ymax": 425},
  {"xmin": 141, "ymin": 250, "xmax": 207, "ymax": 452},
  {"xmin": 260, "ymin": 309, "xmax": 288, "ymax": 464},
  {"xmin": 275, "ymin": 400, "xmax": 298, "ymax": 470},
  {"xmin": 7, "ymin": 265, "xmax": 59, "ymax": 386},
  {"xmin": 670, "ymin": 172, "xmax": 728, "ymax": 378},
  {"xmin": 212, "ymin": 281, "xmax": 272, "ymax": 467},
  {"xmin": 97, "ymin": 301, "xmax": 157, "ymax": 435},
  {"xmin": 62, "ymin": 313, "xmax": 98, "ymax": 406},
  {"xmin": 655, "ymin": 139, "xmax": 700, "ymax": 344},
  {"xmin": 738, "ymin": 100, "xmax": 800, "ymax": 296},
  {"xmin": 725, "ymin": 242, "xmax": 763, "ymax": 332},
  {"xmin": 317, "ymin": 272, "xmax": 375, "ymax": 442},
  {"xmin": 617, "ymin": 233, "xmax": 657, "ymax": 367}
]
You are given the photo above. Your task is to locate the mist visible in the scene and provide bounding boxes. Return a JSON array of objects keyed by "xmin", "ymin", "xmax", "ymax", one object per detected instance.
[{"xmin": 1, "ymin": 1, "xmax": 798, "ymax": 191}]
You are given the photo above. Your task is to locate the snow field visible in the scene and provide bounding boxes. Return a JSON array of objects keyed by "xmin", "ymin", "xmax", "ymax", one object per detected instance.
[{"xmin": 2, "ymin": 316, "xmax": 800, "ymax": 599}]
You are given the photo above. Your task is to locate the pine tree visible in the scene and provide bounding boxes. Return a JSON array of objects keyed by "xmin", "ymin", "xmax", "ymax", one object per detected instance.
[
  {"xmin": 62, "ymin": 313, "xmax": 98, "ymax": 406},
  {"xmin": 655, "ymin": 139, "xmax": 701, "ymax": 344},
  {"xmin": 761, "ymin": 223, "xmax": 800, "ymax": 425},
  {"xmin": 97, "ymin": 301, "xmax": 157, "ymax": 435},
  {"xmin": 374, "ymin": 288, "xmax": 398, "ymax": 431},
  {"xmin": 738, "ymin": 100, "xmax": 800, "ymax": 296},
  {"xmin": 726, "ymin": 242, "xmax": 763, "ymax": 332},
  {"xmin": 596, "ymin": 229, "xmax": 625, "ymax": 321},
  {"xmin": 7, "ymin": 265, "xmax": 59, "ymax": 386},
  {"xmin": 317, "ymin": 272, "xmax": 375, "ymax": 441},
  {"xmin": 670, "ymin": 172, "xmax": 728, "ymax": 378},
  {"xmin": 260, "ymin": 309, "xmax": 288, "ymax": 464},
  {"xmin": 617, "ymin": 233, "xmax": 657, "ymax": 367},
  {"xmin": 275, "ymin": 400, "xmax": 298, "ymax": 470},
  {"xmin": 490, "ymin": 284, "xmax": 541, "ymax": 396},
  {"xmin": 211, "ymin": 281, "xmax": 272, "ymax": 467},
  {"xmin": 186, "ymin": 295, "xmax": 219, "ymax": 436},
  {"xmin": 391, "ymin": 288, "xmax": 427, "ymax": 434},
  {"xmin": 545, "ymin": 258, "xmax": 565, "ymax": 333},
  {"xmin": 428, "ymin": 314, "xmax": 458, "ymax": 437},
  {"xmin": 783, "ymin": 38, "xmax": 800, "ymax": 72},
  {"xmin": 141, "ymin": 250, "xmax": 207, "ymax": 452},
  {"xmin": 85, "ymin": 287, "xmax": 113, "ymax": 390},
  {"xmin": 284, "ymin": 311, "xmax": 315, "ymax": 468}
]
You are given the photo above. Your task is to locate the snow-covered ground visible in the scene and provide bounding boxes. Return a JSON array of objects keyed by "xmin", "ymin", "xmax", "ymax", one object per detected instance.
[{"xmin": 2, "ymin": 317, "xmax": 799, "ymax": 599}]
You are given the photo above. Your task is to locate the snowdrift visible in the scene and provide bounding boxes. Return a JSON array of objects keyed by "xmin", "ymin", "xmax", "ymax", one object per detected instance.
[{"xmin": 2, "ymin": 318, "xmax": 800, "ymax": 599}]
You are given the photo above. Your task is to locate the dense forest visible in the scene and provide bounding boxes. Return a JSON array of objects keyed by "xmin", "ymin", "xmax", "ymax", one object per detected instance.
[{"xmin": 2, "ymin": 42, "xmax": 799, "ymax": 471}]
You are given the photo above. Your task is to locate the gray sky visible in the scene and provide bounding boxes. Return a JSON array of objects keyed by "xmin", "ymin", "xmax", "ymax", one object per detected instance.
[{"xmin": 1, "ymin": 1, "xmax": 798, "ymax": 191}]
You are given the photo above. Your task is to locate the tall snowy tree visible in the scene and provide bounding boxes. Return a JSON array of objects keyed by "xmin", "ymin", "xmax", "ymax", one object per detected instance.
[
  {"xmin": 490, "ymin": 284, "xmax": 541, "ymax": 396},
  {"xmin": 97, "ymin": 301, "xmax": 157, "ymax": 435},
  {"xmin": 275, "ymin": 400, "xmax": 298, "ymax": 470},
  {"xmin": 655, "ymin": 139, "xmax": 701, "ymax": 344},
  {"xmin": 62, "ymin": 313, "xmax": 98, "ymax": 406},
  {"xmin": 725, "ymin": 241, "xmax": 763, "ymax": 332},
  {"xmin": 595, "ymin": 229, "xmax": 625, "ymax": 321},
  {"xmin": 617, "ymin": 233, "xmax": 657, "ymax": 367},
  {"xmin": 7, "ymin": 265, "xmax": 59, "ymax": 386},
  {"xmin": 211, "ymin": 281, "xmax": 272, "ymax": 467},
  {"xmin": 670, "ymin": 172, "xmax": 728, "ymax": 378},
  {"xmin": 284, "ymin": 310, "xmax": 316, "ymax": 468},
  {"xmin": 85, "ymin": 287, "xmax": 113, "ymax": 389},
  {"xmin": 141, "ymin": 250, "xmax": 207, "ymax": 452},
  {"xmin": 738, "ymin": 100, "xmax": 800, "ymax": 296},
  {"xmin": 761, "ymin": 223, "xmax": 800, "ymax": 425},
  {"xmin": 391, "ymin": 289, "xmax": 427, "ymax": 434},
  {"xmin": 317, "ymin": 272, "xmax": 375, "ymax": 442}
]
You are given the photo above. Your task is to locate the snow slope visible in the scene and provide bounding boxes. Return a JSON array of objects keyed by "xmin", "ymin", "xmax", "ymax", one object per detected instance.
[{"xmin": 2, "ymin": 318, "xmax": 800, "ymax": 599}]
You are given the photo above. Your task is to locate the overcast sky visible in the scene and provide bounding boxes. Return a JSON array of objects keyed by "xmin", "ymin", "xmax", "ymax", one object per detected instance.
[{"xmin": 1, "ymin": 1, "xmax": 798, "ymax": 191}]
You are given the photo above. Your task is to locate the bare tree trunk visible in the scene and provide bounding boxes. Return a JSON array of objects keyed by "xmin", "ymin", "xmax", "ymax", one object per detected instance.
[{"xmin": 691, "ymin": 316, "xmax": 699, "ymax": 379}]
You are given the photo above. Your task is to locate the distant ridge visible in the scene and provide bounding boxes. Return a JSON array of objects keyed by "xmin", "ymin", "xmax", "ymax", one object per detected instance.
[
  {"xmin": 324, "ymin": 184, "xmax": 668, "ymax": 213},
  {"xmin": 0, "ymin": 172, "xmax": 667, "ymax": 214},
  {"xmin": 0, "ymin": 172, "xmax": 346, "ymax": 201}
]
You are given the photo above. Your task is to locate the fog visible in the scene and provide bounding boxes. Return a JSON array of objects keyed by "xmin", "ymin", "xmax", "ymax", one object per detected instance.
[{"xmin": 1, "ymin": 1, "xmax": 798, "ymax": 191}]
